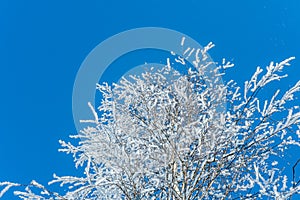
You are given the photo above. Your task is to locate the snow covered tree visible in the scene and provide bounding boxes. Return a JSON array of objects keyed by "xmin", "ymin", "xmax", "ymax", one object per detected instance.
[{"xmin": 1, "ymin": 41, "xmax": 300, "ymax": 199}]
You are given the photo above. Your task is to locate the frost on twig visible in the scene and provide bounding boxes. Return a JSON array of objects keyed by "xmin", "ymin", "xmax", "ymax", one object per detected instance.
[{"xmin": 1, "ymin": 41, "xmax": 299, "ymax": 199}]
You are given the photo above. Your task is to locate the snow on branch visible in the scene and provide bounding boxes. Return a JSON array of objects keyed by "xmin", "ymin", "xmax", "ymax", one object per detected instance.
[{"xmin": 1, "ymin": 42, "xmax": 299, "ymax": 199}]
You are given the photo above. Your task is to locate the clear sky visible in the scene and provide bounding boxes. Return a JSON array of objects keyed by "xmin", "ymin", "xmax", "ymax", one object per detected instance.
[{"xmin": 0, "ymin": 1, "xmax": 299, "ymax": 199}]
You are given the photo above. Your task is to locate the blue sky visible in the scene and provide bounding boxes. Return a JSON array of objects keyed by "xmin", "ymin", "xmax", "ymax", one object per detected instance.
[{"xmin": 0, "ymin": 1, "xmax": 299, "ymax": 199}]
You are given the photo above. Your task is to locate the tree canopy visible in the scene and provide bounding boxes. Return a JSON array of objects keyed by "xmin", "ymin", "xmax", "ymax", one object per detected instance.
[{"xmin": 1, "ymin": 42, "xmax": 300, "ymax": 199}]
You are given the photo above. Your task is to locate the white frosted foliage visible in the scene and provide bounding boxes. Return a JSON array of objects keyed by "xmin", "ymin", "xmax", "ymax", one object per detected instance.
[{"xmin": 1, "ymin": 43, "xmax": 299, "ymax": 200}]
